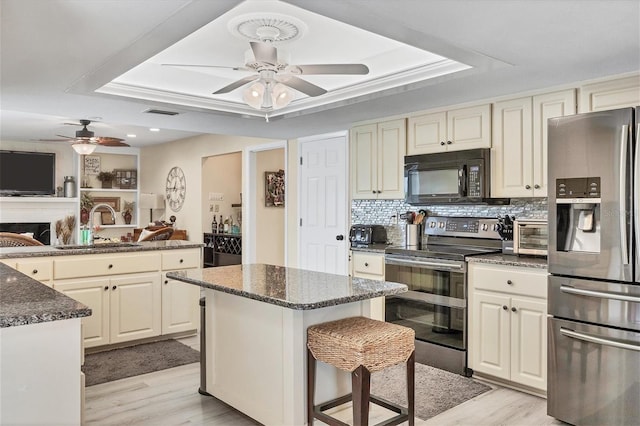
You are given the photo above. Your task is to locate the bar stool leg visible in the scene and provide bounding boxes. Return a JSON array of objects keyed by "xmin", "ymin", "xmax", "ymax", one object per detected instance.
[
  {"xmin": 407, "ymin": 351, "xmax": 415, "ymax": 426},
  {"xmin": 307, "ymin": 347, "xmax": 316, "ymax": 426},
  {"xmin": 352, "ymin": 365, "xmax": 371, "ymax": 426}
]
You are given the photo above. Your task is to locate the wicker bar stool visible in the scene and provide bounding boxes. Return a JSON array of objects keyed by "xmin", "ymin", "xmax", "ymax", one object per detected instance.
[{"xmin": 307, "ymin": 316, "xmax": 415, "ymax": 426}]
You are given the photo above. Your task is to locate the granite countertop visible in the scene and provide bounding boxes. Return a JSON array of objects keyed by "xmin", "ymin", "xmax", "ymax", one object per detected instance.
[
  {"xmin": 350, "ymin": 243, "xmax": 389, "ymax": 254},
  {"xmin": 0, "ymin": 263, "xmax": 91, "ymax": 328},
  {"xmin": 167, "ymin": 264, "xmax": 407, "ymax": 310},
  {"xmin": 0, "ymin": 240, "xmax": 203, "ymax": 259},
  {"xmin": 468, "ymin": 253, "xmax": 548, "ymax": 269}
]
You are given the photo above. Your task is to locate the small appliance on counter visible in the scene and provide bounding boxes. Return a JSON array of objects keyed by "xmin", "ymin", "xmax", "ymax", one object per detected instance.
[
  {"xmin": 513, "ymin": 219, "xmax": 548, "ymax": 256},
  {"xmin": 496, "ymin": 215, "xmax": 515, "ymax": 254},
  {"xmin": 349, "ymin": 224, "xmax": 387, "ymax": 248}
]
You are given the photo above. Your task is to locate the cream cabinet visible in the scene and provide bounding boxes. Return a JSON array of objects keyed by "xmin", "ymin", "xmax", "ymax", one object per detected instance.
[
  {"xmin": 469, "ymin": 263, "xmax": 548, "ymax": 392},
  {"xmin": 492, "ymin": 90, "xmax": 576, "ymax": 197},
  {"xmin": 14, "ymin": 257, "xmax": 53, "ymax": 287},
  {"xmin": 55, "ymin": 273, "xmax": 161, "ymax": 348},
  {"xmin": 579, "ymin": 74, "xmax": 640, "ymax": 113},
  {"xmin": 351, "ymin": 251, "xmax": 385, "ymax": 321},
  {"xmin": 350, "ymin": 119, "xmax": 406, "ymax": 199},
  {"xmin": 161, "ymin": 249, "xmax": 200, "ymax": 334},
  {"xmin": 407, "ymin": 104, "xmax": 491, "ymax": 154}
]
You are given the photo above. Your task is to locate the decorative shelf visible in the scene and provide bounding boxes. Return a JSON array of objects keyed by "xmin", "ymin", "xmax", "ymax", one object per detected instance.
[
  {"xmin": 80, "ymin": 188, "xmax": 138, "ymax": 193},
  {"xmin": 0, "ymin": 197, "xmax": 78, "ymax": 203}
]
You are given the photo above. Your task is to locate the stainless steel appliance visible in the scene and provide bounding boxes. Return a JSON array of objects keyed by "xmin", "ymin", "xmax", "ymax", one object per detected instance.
[
  {"xmin": 547, "ymin": 107, "xmax": 639, "ymax": 425},
  {"xmin": 384, "ymin": 216, "xmax": 502, "ymax": 376},
  {"xmin": 405, "ymin": 148, "xmax": 500, "ymax": 204},
  {"xmin": 513, "ymin": 219, "xmax": 548, "ymax": 256},
  {"xmin": 349, "ymin": 224, "xmax": 387, "ymax": 248}
]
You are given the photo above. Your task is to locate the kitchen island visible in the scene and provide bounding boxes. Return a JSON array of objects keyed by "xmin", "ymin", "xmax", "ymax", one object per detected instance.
[{"xmin": 168, "ymin": 264, "xmax": 407, "ymax": 426}]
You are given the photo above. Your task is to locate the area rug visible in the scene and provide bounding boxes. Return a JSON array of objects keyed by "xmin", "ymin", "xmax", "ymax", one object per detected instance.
[
  {"xmin": 371, "ymin": 363, "xmax": 492, "ymax": 420},
  {"xmin": 82, "ymin": 339, "xmax": 200, "ymax": 386}
]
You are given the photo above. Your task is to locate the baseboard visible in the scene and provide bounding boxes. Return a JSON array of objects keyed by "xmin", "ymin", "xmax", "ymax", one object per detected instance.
[
  {"xmin": 85, "ymin": 330, "xmax": 197, "ymax": 355},
  {"xmin": 471, "ymin": 373, "xmax": 547, "ymax": 399}
]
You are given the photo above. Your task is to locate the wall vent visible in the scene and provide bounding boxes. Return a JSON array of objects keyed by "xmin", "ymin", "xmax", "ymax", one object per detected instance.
[{"xmin": 143, "ymin": 108, "xmax": 179, "ymax": 116}]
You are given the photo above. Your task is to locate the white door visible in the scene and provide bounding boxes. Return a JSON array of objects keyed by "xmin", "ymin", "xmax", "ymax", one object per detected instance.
[{"xmin": 298, "ymin": 132, "xmax": 349, "ymax": 275}]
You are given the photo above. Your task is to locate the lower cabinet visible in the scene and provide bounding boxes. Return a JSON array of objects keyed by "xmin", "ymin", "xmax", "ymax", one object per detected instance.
[
  {"xmin": 469, "ymin": 263, "xmax": 547, "ymax": 392},
  {"xmin": 55, "ymin": 273, "xmax": 161, "ymax": 348},
  {"xmin": 351, "ymin": 251, "xmax": 386, "ymax": 320},
  {"xmin": 161, "ymin": 272, "xmax": 200, "ymax": 334}
]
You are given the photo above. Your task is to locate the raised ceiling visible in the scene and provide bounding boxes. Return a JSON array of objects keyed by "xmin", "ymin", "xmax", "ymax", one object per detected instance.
[{"xmin": 1, "ymin": 0, "xmax": 638, "ymax": 146}]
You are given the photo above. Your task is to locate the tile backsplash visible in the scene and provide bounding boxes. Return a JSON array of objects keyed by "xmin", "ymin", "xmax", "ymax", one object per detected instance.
[{"xmin": 351, "ymin": 198, "xmax": 547, "ymax": 245}]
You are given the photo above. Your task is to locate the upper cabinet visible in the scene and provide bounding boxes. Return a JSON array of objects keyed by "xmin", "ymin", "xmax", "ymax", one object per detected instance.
[
  {"xmin": 579, "ymin": 74, "xmax": 640, "ymax": 113},
  {"xmin": 407, "ymin": 104, "xmax": 491, "ymax": 155},
  {"xmin": 350, "ymin": 119, "xmax": 406, "ymax": 199},
  {"xmin": 492, "ymin": 89, "xmax": 576, "ymax": 198}
]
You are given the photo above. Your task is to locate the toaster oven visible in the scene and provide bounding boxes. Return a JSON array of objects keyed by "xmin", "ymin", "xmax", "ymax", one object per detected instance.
[{"xmin": 514, "ymin": 219, "xmax": 548, "ymax": 256}]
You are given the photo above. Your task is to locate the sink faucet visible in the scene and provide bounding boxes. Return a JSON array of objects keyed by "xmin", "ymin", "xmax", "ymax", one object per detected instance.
[{"xmin": 87, "ymin": 203, "xmax": 117, "ymax": 245}]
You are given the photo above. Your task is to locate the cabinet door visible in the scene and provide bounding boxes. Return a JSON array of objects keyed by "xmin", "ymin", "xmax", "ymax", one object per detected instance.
[
  {"xmin": 471, "ymin": 291, "xmax": 510, "ymax": 380},
  {"xmin": 161, "ymin": 272, "xmax": 200, "ymax": 334},
  {"xmin": 447, "ymin": 104, "xmax": 492, "ymax": 151},
  {"xmin": 350, "ymin": 124, "xmax": 378, "ymax": 199},
  {"xmin": 377, "ymin": 119, "xmax": 406, "ymax": 199},
  {"xmin": 407, "ymin": 111, "xmax": 447, "ymax": 154},
  {"xmin": 578, "ymin": 75, "xmax": 640, "ymax": 112},
  {"xmin": 510, "ymin": 296, "xmax": 547, "ymax": 390},
  {"xmin": 491, "ymin": 97, "xmax": 533, "ymax": 197},
  {"xmin": 55, "ymin": 277, "xmax": 110, "ymax": 348},
  {"xmin": 532, "ymin": 89, "xmax": 576, "ymax": 197},
  {"xmin": 109, "ymin": 273, "xmax": 161, "ymax": 344}
]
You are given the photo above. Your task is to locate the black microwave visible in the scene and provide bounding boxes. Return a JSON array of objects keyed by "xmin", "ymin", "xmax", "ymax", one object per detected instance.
[{"xmin": 405, "ymin": 148, "xmax": 493, "ymax": 204}]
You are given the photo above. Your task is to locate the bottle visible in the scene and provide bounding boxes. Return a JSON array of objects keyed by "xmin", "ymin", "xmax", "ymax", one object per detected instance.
[
  {"xmin": 223, "ymin": 216, "xmax": 230, "ymax": 233},
  {"xmin": 217, "ymin": 215, "xmax": 224, "ymax": 234},
  {"xmin": 211, "ymin": 215, "xmax": 217, "ymax": 233}
]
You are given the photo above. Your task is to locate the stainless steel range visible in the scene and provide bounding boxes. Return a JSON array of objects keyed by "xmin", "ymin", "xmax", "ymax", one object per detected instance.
[{"xmin": 384, "ymin": 216, "xmax": 502, "ymax": 376}]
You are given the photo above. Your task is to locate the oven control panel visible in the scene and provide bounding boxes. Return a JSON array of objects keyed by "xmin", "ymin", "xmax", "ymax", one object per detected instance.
[{"xmin": 424, "ymin": 217, "xmax": 501, "ymax": 239}]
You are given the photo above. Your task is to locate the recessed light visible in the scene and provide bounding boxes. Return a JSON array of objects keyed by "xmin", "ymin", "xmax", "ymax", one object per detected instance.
[
  {"xmin": 126, "ymin": 134, "xmax": 137, "ymax": 138},
  {"xmin": 149, "ymin": 128, "xmax": 160, "ymax": 132}
]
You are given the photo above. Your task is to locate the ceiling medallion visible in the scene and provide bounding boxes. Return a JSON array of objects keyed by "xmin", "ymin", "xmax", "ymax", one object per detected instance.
[{"xmin": 227, "ymin": 13, "xmax": 307, "ymax": 43}]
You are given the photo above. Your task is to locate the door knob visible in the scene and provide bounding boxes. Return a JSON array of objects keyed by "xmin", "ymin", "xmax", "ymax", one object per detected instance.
[{"xmin": 336, "ymin": 235, "xmax": 344, "ymax": 241}]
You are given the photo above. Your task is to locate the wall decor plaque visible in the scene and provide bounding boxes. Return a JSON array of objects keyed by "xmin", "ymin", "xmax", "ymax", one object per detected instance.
[
  {"xmin": 265, "ymin": 170, "xmax": 285, "ymax": 207},
  {"xmin": 84, "ymin": 155, "xmax": 101, "ymax": 176}
]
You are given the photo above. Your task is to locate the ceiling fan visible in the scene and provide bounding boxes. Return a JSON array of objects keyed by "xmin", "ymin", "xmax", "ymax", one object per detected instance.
[
  {"xmin": 40, "ymin": 119, "xmax": 129, "ymax": 154},
  {"xmin": 163, "ymin": 39, "xmax": 369, "ymax": 110}
]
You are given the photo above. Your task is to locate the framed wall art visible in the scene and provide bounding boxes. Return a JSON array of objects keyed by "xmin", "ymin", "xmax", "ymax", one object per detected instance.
[
  {"xmin": 100, "ymin": 211, "xmax": 116, "ymax": 225},
  {"xmin": 265, "ymin": 170, "xmax": 285, "ymax": 207},
  {"xmin": 93, "ymin": 197, "xmax": 120, "ymax": 212},
  {"xmin": 84, "ymin": 155, "xmax": 101, "ymax": 176}
]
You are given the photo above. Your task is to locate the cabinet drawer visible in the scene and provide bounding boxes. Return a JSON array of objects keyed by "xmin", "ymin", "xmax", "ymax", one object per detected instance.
[
  {"xmin": 162, "ymin": 249, "xmax": 201, "ymax": 270},
  {"xmin": 352, "ymin": 252, "xmax": 385, "ymax": 278},
  {"xmin": 470, "ymin": 263, "xmax": 547, "ymax": 298},
  {"xmin": 54, "ymin": 252, "xmax": 161, "ymax": 279},
  {"xmin": 15, "ymin": 258, "xmax": 52, "ymax": 281}
]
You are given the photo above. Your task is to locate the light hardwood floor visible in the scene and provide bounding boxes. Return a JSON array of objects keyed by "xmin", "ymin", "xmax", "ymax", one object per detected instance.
[{"xmin": 84, "ymin": 336, "xmax": 564, "ymax": 426}]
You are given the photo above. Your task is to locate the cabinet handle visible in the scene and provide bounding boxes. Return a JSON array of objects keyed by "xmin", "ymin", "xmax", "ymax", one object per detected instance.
[
  {"xmin": 502, "ymin": 305, "xmax": 508, "ymax": 310},
  {"xmin": 377, "ymin": 190, "xmax": 382, "ymax": 194},
  {"xmin": 179, "ymin": 259, "xmax": 184, "ymax": 263},
  {"xmin": 446, "ymin": 140, "xmax": 452, "ymax": 145},
  {"xmin": 104, "ymin": 286, "xmax": 109, "ymax": 291},
  {"xmin": 112, "ymin": 285, "xmax": 117, "ymax": 290},
  {"xmin": 372, "ymin": 190, "xmax": 377, "ymax": 194},
  {"xmin": 32, "ymin": 269, "xmax": 38, "ymax": 274},
  {"xmin": 364, "ymin": 262, "xmax": 369, "ymax": 267},
  {"xmin": 525, "ymin": 185, "xmax": 531, "ymax": 189},
  {"xmin": 507, "ymin": 279, "xmax": 513, "ymax": 285},
  {"xmin": 164, "ymin": 280, "xmax": 169, "ymax": 285},
  {"xmin": 511, "ymin": 307, "xmax": 517, "ymax": 313},
  {"xmin": 108, "ymin": 264, "xmax": 113, "ymax": 269},
  {"xmin": 534, "ymin": 184, "xmax": 540, "ymax": 189},
  {"xmin": 440, "ymin": 141, "xmax": 445, "ymax": 146}
]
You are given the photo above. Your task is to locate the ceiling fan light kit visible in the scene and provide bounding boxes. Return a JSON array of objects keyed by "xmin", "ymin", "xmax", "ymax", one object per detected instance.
[{"xmin": 72, "ymin": 142, "xmax": 97, "ymax": 155}]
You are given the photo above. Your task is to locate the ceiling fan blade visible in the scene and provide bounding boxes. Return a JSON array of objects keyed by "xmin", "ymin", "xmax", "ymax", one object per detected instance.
[
  {"xmin": 288, "ymin": 64, "xmax": 369, "ymax": 75},
  {"xmin": 38, "ymin": 138, "xmax": 72, "ymax": 142},
  {"xmin": 250, "ymin": 41, "xmax": 277, "ymax": 65},
  {"xmin": 55, "ymin": 134, "xmax": 74, "ymax": 139},
  {"xmin": 279, "ymin": 76, "xmax": 327, "ymax": 97},
  {"xmin": 213, "ymin": 75, "xmax": 259, "ymax": 94},
  {"xmin": 96, "ymin": 138, "xmax": 129, "ymax": 147},
  {"xmin": 161, "ymin": 63, "xmax": 252, "ymax": 72}
]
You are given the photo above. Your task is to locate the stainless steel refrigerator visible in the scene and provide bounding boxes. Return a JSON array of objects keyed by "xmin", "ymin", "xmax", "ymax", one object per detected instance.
[{"xmin": 547, "ymin": 107, "xmax": 639, "ymax": 425}]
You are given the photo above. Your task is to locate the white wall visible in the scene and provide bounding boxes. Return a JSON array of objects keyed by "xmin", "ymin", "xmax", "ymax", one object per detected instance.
[
  {"xmin": 255, "ymin": 148, "xmax": 285, "ymax": 266},
  {"xmin": 201, "ymin": 152, "xmax": 242, "ymax": 232},
  {"xmin": 140, "ymin": 133, "xmax": 275, "ymax": 243}
]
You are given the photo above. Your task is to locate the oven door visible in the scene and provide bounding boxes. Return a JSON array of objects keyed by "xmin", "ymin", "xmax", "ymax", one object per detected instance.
[{"xmin": 384, "ymin": 255, "xmax": 467, "ymax": 350}]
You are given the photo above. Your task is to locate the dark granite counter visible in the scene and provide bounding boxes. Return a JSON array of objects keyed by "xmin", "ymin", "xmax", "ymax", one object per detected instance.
[
  {"xmin": 0, "ymin": 263, "xmax": 91, "ymax": 328},
  {"xmin": 0, "ymin": 240, "xmax": 203, "ymax": 259},
  {"xmin": 168, "ymin": 263, "xmax": 407, "ymax": 310},
  {"xmin": 468, "ymin": 253, "xmax": 548, "ymax": 269}
]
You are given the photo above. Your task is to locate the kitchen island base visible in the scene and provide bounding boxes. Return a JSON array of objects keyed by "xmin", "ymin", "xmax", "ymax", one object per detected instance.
[{"xmin": 204, "ymin": 289, "xmax": 378, "ymax": 426}]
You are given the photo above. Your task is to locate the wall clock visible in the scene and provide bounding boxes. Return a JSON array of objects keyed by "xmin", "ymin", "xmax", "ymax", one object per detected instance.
[{"xmin": 165, "ymin": 166, "xmax": 186, "ymax": 212}]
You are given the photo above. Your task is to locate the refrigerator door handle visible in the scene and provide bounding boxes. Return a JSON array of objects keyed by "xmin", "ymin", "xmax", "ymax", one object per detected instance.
[
  {"xmin": 635, "ymin": 123, "xmax": 639, "ymax": 277},
  {"xmin": 560, "ymin": 327, "xmax": 640, "ymax": 352},
  {"xmin": 619, "ymin": 124, "xmax": 629, "ymax": 266},
  {"xmin": 560, "ymin": 284, "xmax": 640, "ymax": 303}
]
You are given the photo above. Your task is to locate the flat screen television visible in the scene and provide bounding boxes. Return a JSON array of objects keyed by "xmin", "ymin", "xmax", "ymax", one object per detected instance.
[{"xmin": 0, "ymin": 150, "xmax": 56, "ymax": 196}]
